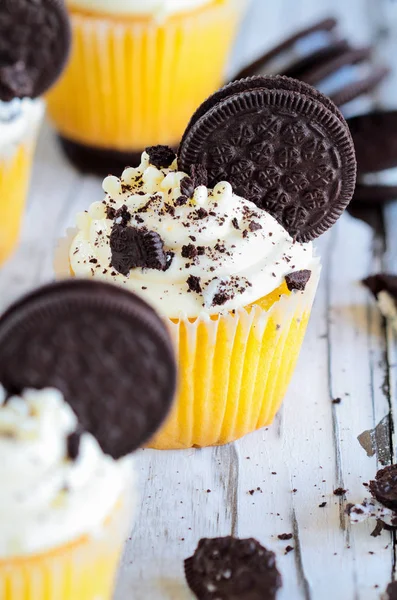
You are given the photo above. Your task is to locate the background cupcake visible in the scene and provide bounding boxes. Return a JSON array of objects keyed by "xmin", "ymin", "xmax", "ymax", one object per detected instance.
[
  {"xmin": 0, "ymin": 0, "xmax": 71, "ymax": 267},
  {"xmin": 46, "ymin": 0, "xmax": 246, "ymax": 175},
  {"xmin": 0, "ymin": 279, "xmax": 176, "ymax": 600},
  {"xmin": 61, "ymin": 76, "xmax": 356, "ymax": 449}
]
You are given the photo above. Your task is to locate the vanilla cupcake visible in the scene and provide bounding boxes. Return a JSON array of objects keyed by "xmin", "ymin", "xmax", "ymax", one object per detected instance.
[
  {"xmin": 62, "ymin": 76, "xmax": 356, "ymax": 449},
  {"xmin": 0, "ymin": 279, "xmax": 176, "ymax": 599},
  {"xmin": 46, "ymin": 0, "xmax": 246, "ymax": 174},
  {"xmin": 0, "ymin": 0, "xmax": 71, "ymax": 266}
]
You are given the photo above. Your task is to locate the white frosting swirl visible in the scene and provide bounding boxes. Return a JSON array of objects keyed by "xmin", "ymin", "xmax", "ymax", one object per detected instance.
[
  {"xmin": 67, "ymin": 0, "xmax": 214, "ymax": 18},
  {"xmin": 0, "ymin": 387, "xmax": 133, "ymax": 558},
  {"xmin": 0, "ymin": 99, "xmax": 44, "ymax": 158},
  {"xmin": 70, "ymin": 152, "xmax": 314, "ymax": 318}
]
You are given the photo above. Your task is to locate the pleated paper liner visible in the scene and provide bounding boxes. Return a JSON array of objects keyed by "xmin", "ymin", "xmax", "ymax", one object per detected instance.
[
  {"xmin": 0, "ymin": 474, "xmax": 135, "ymax": 600},
  {"xmin": 0, "ymin": 103, "xmax": 44, "ymax": 266},
  {"xmin": 54, "ymin": 231, "xmax": 320, "ymax": 449},
  {"xmin": 46, "ymin": 0, "xmax": 243, "ymax": 155}
]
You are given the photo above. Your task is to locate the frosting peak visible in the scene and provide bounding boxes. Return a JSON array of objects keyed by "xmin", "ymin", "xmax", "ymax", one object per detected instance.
[{"xmin": 70, "ymin": 152, "xmax": 314, "ymax": 318}]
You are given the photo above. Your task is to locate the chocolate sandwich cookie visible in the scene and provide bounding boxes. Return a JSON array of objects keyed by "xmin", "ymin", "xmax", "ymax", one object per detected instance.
[
  {"xmin": 330, "ymin": 66, "xmax": 390, "ymax": 108},
  {"xmin": 178, "ymin": 75, "xmax": 356, "ymax": 243},
  {"xmin": 233, "ymin": 17, "xmax": 338, "ymax": 81},
  {"xmin": 347, "ymin": 111, "xmax": 397, "ymax": 175},
  {"xmin": 0, "ymin": 280, "xmax": 177, "ymax": 458},
  {"xmin": 0, "ymin": 0, "xmax": 71, "ymax": 101},
  {"xmin": 185, "ymin": 537, "xmax": 282, "ymax": 600},
  {"xmin": 369, "ymin": 465, "xmax": 397, "ymax": 511}
]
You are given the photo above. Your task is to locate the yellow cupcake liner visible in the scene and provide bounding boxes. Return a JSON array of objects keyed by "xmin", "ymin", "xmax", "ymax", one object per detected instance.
[
  {"xmin": 149, "ymin": 260, "xmax": 321, "ymax": 449},
  {"xmin": 0, "ymin": 484, "xmax": 134, "ymax": 600},
  {"xmin": 46, "ymin": 0, "xmax": 243, "ymax": 152},
  {"xmin": 0, "ymin": 111, "xmax": 43, "ymax": 267}
]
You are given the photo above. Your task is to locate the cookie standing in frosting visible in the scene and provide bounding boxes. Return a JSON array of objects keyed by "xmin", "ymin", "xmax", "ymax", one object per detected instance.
[{"xmin": 70, "ymin": 150, "xmax": 314, "ymax": 318}]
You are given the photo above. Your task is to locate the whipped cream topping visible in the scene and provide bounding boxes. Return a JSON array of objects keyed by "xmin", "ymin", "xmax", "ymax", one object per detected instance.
[
  {"xmin": 67, "ymin": 0, "xmax": 214, "ymax": 18},
  {"xmin": 0, "ymin": 387, "xmax": 133, "ymax": 558},
  {"xmin": 70, "ymin": 152, "xmax": 314, "ymax": 318},
  {"xmin": 0, "ymin": 99, "xmax": 44, "ymax": 158}
]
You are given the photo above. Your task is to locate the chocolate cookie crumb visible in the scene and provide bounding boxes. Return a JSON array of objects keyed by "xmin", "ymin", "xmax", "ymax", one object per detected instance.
[
  {"xmin": 249, "ymin": 221, "xmax": 262, "ymax": 232},
  {"xmin": 106, "ymin": 205, "xmax": 116, "ymax": 220},
  {"xmin": 369, "ymin": 464, "xmax": 397, "ymax": 510},
  {"xmin": 196, "ymin": 207, "xmax": 208, "ymax": 220},
  {"xmin": 332, "ymin": 397, "xmax": 342, "ymax": 404},
  {"xmin": 278, "ymin": 533, "xmax": 293, "ymax": 541},
  {"xmin": 182, "ymin": 244, "xmax": 198, "ymax": 259},
  {"xmin": 232, "ymin": 217, "xmax": 240, "ymax": 230},
  {"xmin": 145, "ymin": 145, "xmax": 176, "ymax": 169},
  {"xmin": 285, "ymin": 546, "xmax": 294, "ymax": 555},
  {"xmin": 175, "ymin": 195, "xmax": 188, "ymax": 206},
  {"xmin": 67, "ymin": 429, "xmax": 82, "ymax": 461},
  {"xmin": 180, "ymin": 176, "xmax": 195, "ymax": 198},
  {"xmin": 114, "ymin": 204, "xmax": 131, "ymax": 226},
  {"xmin": 333, "ymin": 487, "xmax": 347, "ymax": 496},
  {"xmin": 285, "ymin": 270, "xmax": 312, "ymax": 292},
  {"xmin": 319, "ymin": 502, "xmax": 327, "ymax": 508},
  {"xmin": 187, "ymin": 275, "xmax": 202, "ymax": 294}
]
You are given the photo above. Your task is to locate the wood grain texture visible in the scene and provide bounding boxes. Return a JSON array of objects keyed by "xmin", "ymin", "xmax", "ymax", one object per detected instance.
[{"xmin": 0, "ymin": 0, "xmax": 396, "ymax": 598}]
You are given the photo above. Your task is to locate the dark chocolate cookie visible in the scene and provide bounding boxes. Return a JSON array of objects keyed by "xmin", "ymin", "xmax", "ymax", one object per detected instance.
[
  {"xmin": 179, "ymin": 75, "xmax": 356, "ymax": 242},
  {"xmin": 281, "ymin": 39, "xmax": 350, "ymax": 82},
  {"xmin": 233, "ymin": 17, "xmax": 338, "ymax": 81},
  {"xmin": 290, "ymin": 46, "xmax": 372, "ymax": 86},
  {"xmin": 347, "ymin": 111, "xmax": 397, "ymax": 175},
  {"xmin": 0, "ymin": 0, "xmax": 71, "ymax": 101},
  {"xmin": 369, "ymin": 464, "xmax": 397, "ymax": 511},
  {"xmin": 0, "ymin": 280, "xmax": 176, "ymax": 458},
  {"xmin": 353, "ymin": 183, "xmax": 397, "ymax": 205},
  {"xmin": 330, "ymin": 66, "xmax": 390, "ymax": 108},
  {"xmin": 384, "ymin": 581, "xmax": 397, "ymax": 600},
  {"xmin": 363, "ymin": 274, "xmax": 397, "ymax": 302},
  {"xmin": 185, "ymin": 537, "xmax": 282, "ymax": 600}
]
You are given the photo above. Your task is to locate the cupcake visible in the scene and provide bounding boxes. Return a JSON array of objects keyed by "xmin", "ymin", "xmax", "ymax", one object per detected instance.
[
  {"xmin": 0, "ymin": 279, "xmax": 176, "ymax": 599},
  {"xmin": 62, "ymin": 76, "xmax": 357, "ymax": 449},
  {"xmin": 45, "ymin": 0, "xmax": 246, "ymax": 175},
  {"xmin": 0, "ymin": 0, "xmax": 71, "ymax": 266}
]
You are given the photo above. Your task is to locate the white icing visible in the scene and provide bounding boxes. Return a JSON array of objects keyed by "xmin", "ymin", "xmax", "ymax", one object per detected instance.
[
  {"xmin": 0, "ymin": 387, "xmax": 134, "ymax": 558},
  {"xmin": 67, "ymin": 0, "xmax": 214, "ymax": 18},
  {"xmin": 70, "ymin": 152, "xmax": 314, "ymax": 318},
  {"xmin": 0, "ymin": 99, "xmax": 44, "ymax": 158}
]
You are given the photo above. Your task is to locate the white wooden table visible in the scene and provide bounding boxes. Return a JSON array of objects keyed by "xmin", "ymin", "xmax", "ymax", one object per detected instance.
[{"xmin": 1, "ymin": 1, "xmax": 397, "ymax": 598}]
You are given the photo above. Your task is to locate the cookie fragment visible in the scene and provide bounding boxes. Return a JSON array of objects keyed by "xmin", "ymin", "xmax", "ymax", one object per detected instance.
[
  {"xmin": 363, "ymin": 274, "xmax": 397, "ymax": 301},
  {"xmin": 0, "ymin": 280, "xmax": 177, "ymax": 458},
  {"xmin": 383, "ymin": 581, "xmax": 397, "ymax": 600},
  {"xmin": 347, "ymin": 111, "xmax": 397, "ymax": 176},
  {"xmin": 369, "ymin": 465, "xmax": 397, "ymax": 511},
  {"xmin": 145, "ymin": 145, "xmax": 176, "ymax": 169},
  {"xmin": 285, "ymin": 270, "xmax": 312, "ymax": 292},
  {"xmin": 0, "ymin": 0, "xmax": 71, "ymax": 100},
  {"xmin": 184, "ymin": 537, "xmax": 282, "ymax": 600},
  {"xmin": 110, "ymin": 224, "xmax": 169, "ymax": 276}
]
